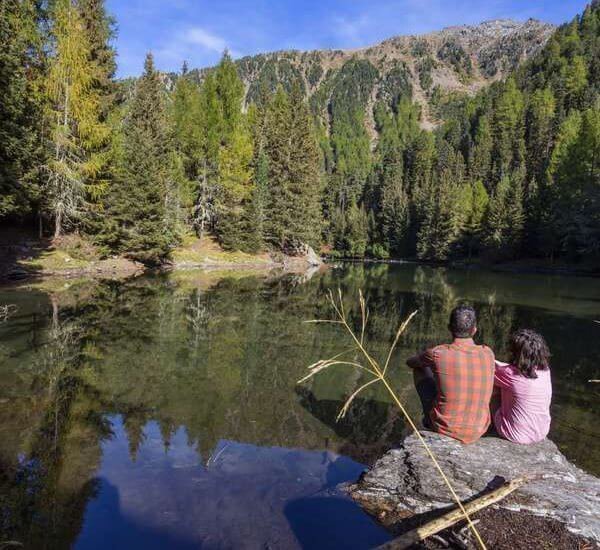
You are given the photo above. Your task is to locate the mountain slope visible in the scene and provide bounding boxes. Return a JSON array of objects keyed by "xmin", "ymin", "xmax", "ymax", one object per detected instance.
[{"xmin": 188, "ymin": 19, "xmax": 555, "ymax": 130}]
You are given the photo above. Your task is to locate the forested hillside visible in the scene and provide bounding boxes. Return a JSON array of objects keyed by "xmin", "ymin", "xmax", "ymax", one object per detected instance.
[
  {"xmin": 1, "ymin": 0, "xmax": 599, "ymax": 266},
  {"xmin": 189, "ymin": 19, "xmax": 554, "ymax": 132}
]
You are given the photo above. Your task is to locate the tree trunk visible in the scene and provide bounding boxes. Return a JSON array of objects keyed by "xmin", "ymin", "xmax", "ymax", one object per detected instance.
[{"xmin": 54, "ymin": 210, "xmax": 62, "ymax": 239}]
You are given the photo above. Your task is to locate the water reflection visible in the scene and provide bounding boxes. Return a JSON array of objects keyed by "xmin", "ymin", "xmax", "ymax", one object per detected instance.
[
  {"xmin": 76, "ymin": 417, "xmax": 388, "ymax": 550},
  {"xmin": 0, "ymin": 264, "xmax": 598, "ymax": 548}
]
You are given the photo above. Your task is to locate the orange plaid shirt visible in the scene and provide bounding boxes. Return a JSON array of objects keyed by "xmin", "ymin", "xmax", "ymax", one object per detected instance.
[{"xmin": 421, "ymin": 338, "xmax": 495, "ymax": 444}]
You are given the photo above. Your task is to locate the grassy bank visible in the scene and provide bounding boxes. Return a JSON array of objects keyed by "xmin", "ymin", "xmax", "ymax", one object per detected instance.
[{"xmin": 170, "ymin": 234, "xmax": 275, "ymax": 268}]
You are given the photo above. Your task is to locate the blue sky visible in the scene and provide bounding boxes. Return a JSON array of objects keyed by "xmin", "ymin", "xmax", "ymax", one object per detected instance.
[{"xmin": 107, "ymin": 0, "xmax": 591, "ymax": 77}]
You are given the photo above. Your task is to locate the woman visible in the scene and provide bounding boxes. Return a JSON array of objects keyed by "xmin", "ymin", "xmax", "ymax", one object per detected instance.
[{"xmin": 493, "ymin": 329, "xmax": 552, "ymax": 444}]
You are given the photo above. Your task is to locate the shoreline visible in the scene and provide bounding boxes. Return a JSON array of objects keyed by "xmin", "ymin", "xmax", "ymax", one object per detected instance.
[
  {"xmin": 327, "ymin": 256, "xmax": 600, "ymax": 278},
  {"xmin": 0, "ymin": 233, "xmax": 324, "ymax": 286},
  {"xmin": 2, "ymin": 230, "xmax": 598, "ymax": 285},
  {"xmin": 4, "ymin": 255, "xmax": 598, "ymax": 286}
]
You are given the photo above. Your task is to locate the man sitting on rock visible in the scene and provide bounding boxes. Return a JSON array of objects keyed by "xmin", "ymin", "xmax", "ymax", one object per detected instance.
[{"xmin": 406, "ymin": 305, "xmax": 495, "ymax": 444}]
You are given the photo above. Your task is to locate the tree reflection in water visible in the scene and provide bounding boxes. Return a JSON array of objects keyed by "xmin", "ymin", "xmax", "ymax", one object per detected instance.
[{"xmin": 0, "ymin": 264, "xmax": 597, "ymax": 548}]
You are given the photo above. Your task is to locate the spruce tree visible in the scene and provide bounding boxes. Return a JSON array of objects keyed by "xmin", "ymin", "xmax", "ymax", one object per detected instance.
[
  {"xmin": 343, "ymin": 201, "xmax": 369, "ymax": 257},
  {"xmin": 483, "ymin": 172, "xmax": 524, "ymax": 259},
  {"xmin": 380, "ymin": 144, "xmax": 409, "ymax": 256},
  {"xmin": 286, "ymin": 83, "xmax": 323, "ymax": 248},
  {"xmin": 212, "ymin": 53, "xmax": 257, "ymax": 251},
  {"xmin": 171, "ymin": 67, "xmax": 204, "ymax": 230},
  {"xmin": 463, "ymin": 180, "xmax": 489, "ymax": 257},
  {"xmin": 78, "ymin": 0, "xmax": 116, "ymax": 120},
  {"xmin": 417, "ymin": 146, "xmax": 465, "ymax": 261},
  {"xmin": 100, "ymin": 53, "xmax": 174, "ymax": 264},
  {"xmin": 0, "ymin": 0, "xmax": 44, "ymax": 220},
  {"xmin": 262, "ymin": 85, "xmax": 322, "ymax": 251}
]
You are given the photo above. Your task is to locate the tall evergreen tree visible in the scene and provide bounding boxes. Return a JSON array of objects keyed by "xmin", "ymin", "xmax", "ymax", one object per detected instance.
[
  {"xmin": 484, "ymin": 172, "xmax": 525, "ymax": 258},
  {"xmin": 78, "ymin": 0, "xmax": 116, "ymax": 120},
  {"xmin": 171, "ymin": 67, "xmax": 204, "ymax": 231},
  {"xmin": 416, "ymin": 151, "xmax": 467, "ymax": 262},
  {"xmin": 261, "ymin": 85, "xmax": 323, "ymax": 251},
  {"xmin": 212, "ymin": 52, "xmax": 258, "ymax": 251},
  {"xmin": 100, "ymin": 53, "xmax": 174, "ymax": 263},
  {"xmin": 0, "ymin": 0, "xmax": 44, "ymax": 220}
]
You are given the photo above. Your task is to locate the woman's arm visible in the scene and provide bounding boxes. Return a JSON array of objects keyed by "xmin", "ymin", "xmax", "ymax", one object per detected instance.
[{"xmin": 494, "ymin": 361, "xmax": 512, "ymax": 389}]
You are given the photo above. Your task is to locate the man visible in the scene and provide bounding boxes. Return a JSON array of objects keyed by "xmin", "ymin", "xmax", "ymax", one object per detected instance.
[{"xmin": 406, "ymin": 305, "xmax": 495, "ymax": 444}]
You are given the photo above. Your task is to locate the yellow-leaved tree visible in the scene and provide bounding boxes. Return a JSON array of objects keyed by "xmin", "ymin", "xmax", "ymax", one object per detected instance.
[{"xmin": 45, "ymin": 0, "xmax": 110, "ymax": 238}]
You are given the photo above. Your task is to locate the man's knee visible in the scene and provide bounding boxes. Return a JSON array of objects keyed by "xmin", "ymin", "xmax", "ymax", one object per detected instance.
[{"xmin": 413, "ymin": 368, "xmax": 437, "ymax": 416}]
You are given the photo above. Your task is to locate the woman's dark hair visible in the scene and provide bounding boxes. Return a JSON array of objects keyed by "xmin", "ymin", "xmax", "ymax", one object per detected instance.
[{"xmin": 509, "ymin": 329, "xmax": 551, "ymax": 379}]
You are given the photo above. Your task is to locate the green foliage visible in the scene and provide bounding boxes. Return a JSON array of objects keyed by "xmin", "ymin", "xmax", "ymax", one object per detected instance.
[
  {"xmin": 416, "ymin": 146, "xmax": 467, "ymax": 261},
  {"xmin": 45, "ymin": 0, "xmax": 112, "ymax": 237},
  {"xmin": 484, "ymin": 172, "xmax": 525, "ymax": 259},
  {"xmin": 261, "ymin": 85, "xmax": 323, "ymax": 250},
  {"xmin": 547, "ymin": 106, "xmax": 600, "ymax": 257},
  {"xmin": 0, "ymin": 0, "xmax": 44, "ymax": 219},
  {"xmin": 416, "ymin": 56, "xmax": 436, "ymax": 91},
  {"xmin": 99, "ymin": 54, "xmax": 175, "ymax": 264},
  {"xmin": 2, "ymin": 1, "xmax": 600, "ymax": 267},
  {"xmin": 437, "ymin": 40, "xmax": 472, "ymax": 80}
]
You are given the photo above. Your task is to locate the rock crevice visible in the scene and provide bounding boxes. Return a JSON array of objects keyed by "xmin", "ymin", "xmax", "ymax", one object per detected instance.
[{"xmin": 350, "ymin": 432, "xmax": 600, "ymax": 543}]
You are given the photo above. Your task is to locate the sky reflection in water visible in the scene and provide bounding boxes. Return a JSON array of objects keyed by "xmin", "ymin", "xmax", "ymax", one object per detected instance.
[{"xmin": 0, "ymin": 263, "xmax": 598, "ymax": 548}]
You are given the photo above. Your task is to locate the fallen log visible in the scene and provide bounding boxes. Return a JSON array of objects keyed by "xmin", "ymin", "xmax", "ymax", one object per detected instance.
[{"xmin": 378, "ymin": 477, "xmax": 530, "ymax": 549}]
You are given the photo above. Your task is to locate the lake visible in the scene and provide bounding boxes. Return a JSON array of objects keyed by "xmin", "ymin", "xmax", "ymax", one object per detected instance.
[{"xmin": 0, "ymin": 263, "xmax": 598, "ymax": 549}]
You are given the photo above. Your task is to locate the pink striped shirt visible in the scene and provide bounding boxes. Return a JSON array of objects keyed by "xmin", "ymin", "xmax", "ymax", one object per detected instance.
[{"xmin": 493, "ymin": 361, "xmax": 552, "ymax": 444}]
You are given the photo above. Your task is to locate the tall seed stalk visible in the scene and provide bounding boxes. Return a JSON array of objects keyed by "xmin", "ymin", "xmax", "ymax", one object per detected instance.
[{"xmin": 298, "ymin": 289, "xmax": 486, "ymax": 550}]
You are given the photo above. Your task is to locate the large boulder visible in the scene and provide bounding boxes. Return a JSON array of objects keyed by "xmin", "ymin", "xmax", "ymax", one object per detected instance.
[{"xmin": 350, "ymin": 432, "xmax": 600, "ymax": 543}]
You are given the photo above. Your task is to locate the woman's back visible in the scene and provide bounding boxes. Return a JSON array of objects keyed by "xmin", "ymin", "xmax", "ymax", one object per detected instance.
[{"xmin": 494, "ymin": 361, "xmax": 552, "ymax": 444}]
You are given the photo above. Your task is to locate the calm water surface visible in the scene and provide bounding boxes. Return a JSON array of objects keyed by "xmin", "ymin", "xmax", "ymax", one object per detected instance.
[{"xmin": 0, "ymin": 264, "xmax": 598, "ymax": 549}]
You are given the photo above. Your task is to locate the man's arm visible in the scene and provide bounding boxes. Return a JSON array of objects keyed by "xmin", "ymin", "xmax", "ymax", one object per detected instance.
[
  {"xmin": 406, "ymin": 348, "xmax": 434, "ymax": 369},
  {"xmin": 406, "ymin": 354, "xmax": 423, "ymax": 369}
]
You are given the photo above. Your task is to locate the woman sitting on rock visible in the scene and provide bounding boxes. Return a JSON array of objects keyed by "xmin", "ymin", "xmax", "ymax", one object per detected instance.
[{"xmin": 493, "ymin": 329, "xmax": 552, "ymax": 444}]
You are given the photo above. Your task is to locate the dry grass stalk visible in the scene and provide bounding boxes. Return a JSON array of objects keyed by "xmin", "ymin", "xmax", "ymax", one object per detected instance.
[{"xmin": 300, "ymin": 289, "xmax": 487, "ymax": 550}]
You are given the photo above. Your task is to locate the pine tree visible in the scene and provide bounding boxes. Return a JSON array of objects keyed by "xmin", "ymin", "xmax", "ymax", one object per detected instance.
[
  {"xmin": 463, "ymin": 180, "xmax": 489, "ymax": 257},
  {"xmin": 45, "ymin": 0, "xmax": 110, "ymax": 237},
  {"xmin": 483, "ymin": 172, "xmax": 524, "ymax": 258},
  {"xmin": 492, "ymin": 77, "xmax": 525, "ymax": 181},
  {"xmin": 216, "ymin": 117, "xmax": 255, "ymax": 250},
  {"xmin": 171, "ymin": 67, "xmax": 204, "ymax": 230},
  {"xmin": 343, "ymin": 201, "xmax": 369, "ymax": 257},
  {"xmin": 285, "ymin": 83, "xmax": 323, "ymax": 248},
  {"xmin": 261, "ymin": 85, "xmax": 322, "ymax": 251},
  {"xmin": 0, "ymin": 0, "xmax": 44, "ymax": 220},
  {"xmin": 100, "ymin": 53, "xmax": 174, "ymax": 264},
  {"xmin": 78, "ymin": 0, "xmax": 116, "ymax": 120},
  {"xmin": 470, "ymin": 115, "xmax": 492, "ymax": 185},
  {"xmin": 212, "ymin": 53, "xmax": 257, "ymax": 251},
  {"xmin": 417, "ymin": 145, "xmax": 466, "ymax": 261},
  {"xmin": 547, "ymin": 106, "xmax": 600, "ymax": 258},
  {"xmin": 380, "ymin": 145, "xmax": 409, "ymax": 256}
]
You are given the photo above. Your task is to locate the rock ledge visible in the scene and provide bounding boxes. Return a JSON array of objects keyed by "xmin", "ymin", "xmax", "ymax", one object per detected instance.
[{"xmin": 350, "ymin": 432, "xmax": 600, "ymax": 543}]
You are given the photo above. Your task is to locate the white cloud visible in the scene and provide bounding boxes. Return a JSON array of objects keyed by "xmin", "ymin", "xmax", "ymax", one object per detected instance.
[{"xmin": 185, "ymin": 27, "xmax": 228, "ymax": 53}]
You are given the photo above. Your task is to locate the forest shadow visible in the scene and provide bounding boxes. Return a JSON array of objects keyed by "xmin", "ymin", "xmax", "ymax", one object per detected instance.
[{"xmin": 0, "ymin": 226, "xmax": 49, "ymax": 281}]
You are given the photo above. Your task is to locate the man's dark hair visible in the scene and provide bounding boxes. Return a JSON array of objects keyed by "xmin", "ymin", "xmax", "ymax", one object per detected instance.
[
  {"xmin": 509, "ymin": 329, "xmax": 550, "ymax": 379},
  {"xmin": 449, "ymin": 305, "xmax": 477, "ymax": 338}
]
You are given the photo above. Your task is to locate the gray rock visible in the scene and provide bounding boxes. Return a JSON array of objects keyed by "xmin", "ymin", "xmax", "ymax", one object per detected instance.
[
  {"xmin": 350, "ymin": 432, "xmax": 600, "ymax": 543},
  {"xmin": 304, "ymin": 245, "xmax": 323, "ymax": 267}
]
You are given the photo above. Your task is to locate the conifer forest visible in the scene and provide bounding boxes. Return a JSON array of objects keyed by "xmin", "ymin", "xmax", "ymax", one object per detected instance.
[{"xmin": 1, "ymin": 0, "xmax": 600, "ymax": 266}]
